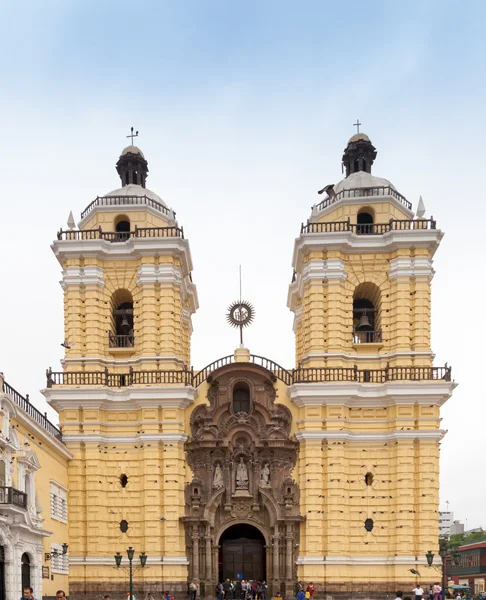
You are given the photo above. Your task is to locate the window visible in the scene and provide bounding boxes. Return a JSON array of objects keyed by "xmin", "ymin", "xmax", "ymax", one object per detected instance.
[
  {"xmin": 51, "ymin": 543, "xmax": 69, "ymax": 575},
  {"xmin": 50, "ymin": 482, "xmax": 68, "ymax": 523},
  {"xmin": 232, "ymin": 382, "xmax": 250, "ymax": 414},
  {"xmin": 110, "ymin": 290, "xmax": 134, "ymax": 348},
  {"xmin": 114, "ymin": 215, "xmax": 131, "ymax": 241},
  {"xmin": 352, "ymin": 282, "xmax": 382, "ymax": 344},
  {"xmin": 356, "ymin": 207, "xmax": 375, "ymax": 235}
]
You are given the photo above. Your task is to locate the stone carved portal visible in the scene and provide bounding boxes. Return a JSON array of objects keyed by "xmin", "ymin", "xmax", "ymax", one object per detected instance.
[{"xmin": 182, "ymin": 364, "xmax": 303, "ymax": 598}]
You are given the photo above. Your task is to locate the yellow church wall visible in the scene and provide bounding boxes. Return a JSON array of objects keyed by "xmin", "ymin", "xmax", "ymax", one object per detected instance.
[
  {"xmin": 315, "ymin": 199, "xmax": 412, "ymax": 225},
  {"xmin": 80, "ymin": 208, "xmax": 172, "ymax": 232}
]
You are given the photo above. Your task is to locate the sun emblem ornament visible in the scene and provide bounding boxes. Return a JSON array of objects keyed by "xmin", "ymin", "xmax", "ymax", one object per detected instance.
[{"xmin": 226, "ymin": 300, "xmax": 255, "ymax": 345}]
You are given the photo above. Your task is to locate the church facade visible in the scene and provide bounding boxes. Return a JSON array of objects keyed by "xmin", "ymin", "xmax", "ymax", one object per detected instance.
[{"xmin": 41, "ymin": 132, "xmax": 455, "ymax": 599}]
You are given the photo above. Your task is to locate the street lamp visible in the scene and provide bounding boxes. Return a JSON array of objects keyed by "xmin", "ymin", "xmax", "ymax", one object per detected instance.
[
  {"xmin": 425, "ymin": 539, "xmax": 449, "ymax": 600},
  {"xmin": 452, "ymin": 550, "xmax": 461, "ymax": 566},
  {"xmin": 114, "ymin": 547, "xmax": 147, "ymax": 600}
]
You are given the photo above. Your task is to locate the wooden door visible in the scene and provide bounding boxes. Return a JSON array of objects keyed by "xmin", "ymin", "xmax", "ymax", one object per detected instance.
[{"xmin": 222, "ymin": 537, "xmax": 264, "ymax": 581}]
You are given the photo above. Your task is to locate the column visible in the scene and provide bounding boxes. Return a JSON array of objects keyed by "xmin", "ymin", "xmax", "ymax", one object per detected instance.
[
  {"xmin": 205, "ymin": 527, "xmax": 212, "ymax": 580},
  {"xmin": 285, "ymin": 524, "xmax": 294, "ymax": 581},
  {"xmin": 192, "ymin": 526, "xmax": 200, "ymax": 580},
  {"xmin": 273, "ymin": 529, "xmax": 280, "ymax": 582}
]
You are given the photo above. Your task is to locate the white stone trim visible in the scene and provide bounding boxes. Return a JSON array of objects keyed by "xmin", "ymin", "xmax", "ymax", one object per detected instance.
[
  {"xmin": 43, "ymin": 385, "xmax": 198, "ymax": 413},
  {"xmin": 61, "ymin": 432, "xmax": 189, "ymax": 444},
  {"xmin": 289, "ymin": 380, "xmax": 456, "ymax": 408},
  {"xmin": 61, "ymin": 354, "xmax": 189, "ymax": 368},
  {"xmin": 297, "ymin": 554, "xmax": 433, "ymax": 565},
  {"xmin": 60, "ymin": 266, "xmax": 104, "ymax": 289},
  {"xmin": 52, "ymin": 237, "xmax": 194, "ymax": 276},
  {"xmin": 291, "ymin": 229, "xmax": 443, "ymax": 271},
  {"xmin": 69, "ymin": 554, "xmax": 189, "ymax": 565},
  {"xmin": 288, "ymin": 259, "xmax": 347, "ymax": 310},
  {"xmin": 298, "ymin": 350, "xmax": 434, "ymax": 363},
  {"xmin": 293, "ymin": 305, "xmax": 302, "ymax": 333},
  {"xmin": 388, "ymin": 256, "xmax": 435, "ymax": 280},
  {"xmin": 295, "ymin": 429, "xmax": 446, "ymax": 442},
  {"xmin": 137, "ymin": 265, "xmax": 199, "ymax": 313}
]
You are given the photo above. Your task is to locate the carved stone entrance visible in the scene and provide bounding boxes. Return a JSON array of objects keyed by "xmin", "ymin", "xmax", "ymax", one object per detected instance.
[{"xmin": 182, "ymin": 363, "xmax": 303, "ymax": 598}]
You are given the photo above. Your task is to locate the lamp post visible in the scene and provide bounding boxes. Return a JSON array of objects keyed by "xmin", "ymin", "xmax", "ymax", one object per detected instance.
[
  {"xmin": 425, "ymin": 541, "xmax": 461, "ymax": 600},
  {"xmin": 114, "ymin": 547, "xmax": 147, "ymax": 600}
]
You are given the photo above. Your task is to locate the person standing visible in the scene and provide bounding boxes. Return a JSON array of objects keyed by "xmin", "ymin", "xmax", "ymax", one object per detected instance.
[
  {"xmin": 189, "ymin": 580, "xmax": 198, "ymax": 600},
  {"xmin": 20, "ymin": 587, "xmax": 36, "ymax": 600},
  {"xmin": 395, "ymin": 592, "xmax": 403, "ymax": 600},
  {"xmin": 56, "ymin": 593, "xmax": 66, "ymax": 600},
  {"xmin": 413, "ymin": 584, "xmax": 424, "ymax": 600},
  {"xmin": 216, "ymin": 581, "xmax": 224, "ymax": 600},
  {"xmin": 260, "ymin": 581, "xmax": 267, "ymax": 600},
  {"xmin": 306, "ymin": 583, "xmax": 316, "ymax": 598},
  {"xmin": 433, "ymin": 583, "xmax": 442, "ymax": 600},
  {"xmin": 223, "ymin": 579, "xmax": 232, "ymax": 599},
  {"xmin": 297, "ymin": 589, "xmax": 306, "ymax": 600}
]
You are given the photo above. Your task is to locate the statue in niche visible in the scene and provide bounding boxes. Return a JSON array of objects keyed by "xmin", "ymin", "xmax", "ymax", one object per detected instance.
[
  {"xmin": 260, "ymin": 463, "xmax": 271, "ymax": 488},
  {"xmin": 213, "ymin": 464, "xmax": 224, "ymax": 489},
  {"xmin": 235, "ymin": 457, "xmax": 249, "ymax": 489}
]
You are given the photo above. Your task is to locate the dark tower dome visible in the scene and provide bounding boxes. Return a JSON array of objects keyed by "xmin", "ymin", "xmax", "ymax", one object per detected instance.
[
  {"xmin": 116, "ymin": 145, "xmax": 149, "ymax": 188},
  {"xmin": 342, "ymin": 133, "xmax": 377, "ymax": 178}
]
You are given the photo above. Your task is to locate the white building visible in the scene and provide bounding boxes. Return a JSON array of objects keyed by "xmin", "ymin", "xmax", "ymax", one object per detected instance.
[{"xmin": 439, "ymin": 511, "xmax": 454, "ymax": 536}]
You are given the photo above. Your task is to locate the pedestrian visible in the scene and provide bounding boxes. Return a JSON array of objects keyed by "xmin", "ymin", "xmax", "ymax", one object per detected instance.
[
  {"xmin": 216, "ymin": 581, "xmax": 224, "ymax": 600},
  {"xmin": 413, "ymin": 583, "xmax": 424, "ymax": 600},
  {"xmin": 189, "ymin": 580, "xmax": 198, "ymax": 600},
  {"xmin": 56, "ymin": 592, "xmax": 66, "ymax": 600},
  {"xmin": 273, "ymin": 593, "xmax": 282, "ymax": 600},
  {"xmin": 395, "ymin": 592, "xmax": 404, "ymax": 600},
  {"xmin": 127, "ymin": 592, "xmax": 136, "ymax": 600},
  {"xmin": 296, "ymin": 582, "xmax": 304, "ymax": 594},
  {"xmin": 251, "ymin": 581, "xmax": 258, "ymax": 599},
  {"xmin": 20, "ymin": 588, "xmax": 36, "ymax": 600},
  {"xmin": 223, "ymin": 579, "xmax": 232, "ymax": 600},
  {"xmin": 260, "ymin": 581, "xmax": 267, "ymax": 600},
  {"xmin": 456, "ymin": 593, "xmax": 461, "ymax": 600},
  {"xmin": 241, "ymin": 580, "xmax": 248, "ymax": 600},
  {"xmin": 104, "ymin": 596, "xmax": 111, "ymax": 600},
  {"xmin": 306, "ymin": 583, "xmax": 316, "ymax": 599},
  {"xmin": 297, "ymin": 589, "xmax": 306, "ymax": 600},
  {"xmin": 433, "ymin": 583, "xmax": 442, "ymax": 600},
  {"xmin": 163, "ymin": 591, "xmax": 174, "ymax": 600}
]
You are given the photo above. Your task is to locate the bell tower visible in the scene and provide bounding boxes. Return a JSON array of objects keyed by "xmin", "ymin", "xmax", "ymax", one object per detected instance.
[
  {"xmin": 287, "ymin": 132, "xmax": 455, "ymax": 597},
  {"xmin": 44, "ymin": 143, "xmax": 198, "ymax": 598}
]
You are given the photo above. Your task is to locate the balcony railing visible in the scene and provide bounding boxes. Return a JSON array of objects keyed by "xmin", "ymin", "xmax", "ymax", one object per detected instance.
[
  {"xmin": 109, "ymin": 333, "xmax": 135, "ymax": 348},
  {"xmin": 0, "ymin": 486, "xmax": 27, "ymax": 509},
  {"xmin": 353, "ymin": 330, "xmax": 383, "ymax": 344},
  {"xmin": 2, "ymin": 381, "xmax": 62, "ymax": 440},
  {"xmin": 315, "ymin": 185, "xmax": 412, "ymax": 212},
  {"xmin": 81, "ymin": 195, "xmax": 173, "ymax": 220},
  {"xmin": 46, "ymin": 360, "xmax": 452, "ymax": 388},
  {"xmin": 300, "ymin": 218, "xmax": 436, "ymax": 235},
  {"xmin": 57, "ymin": 225, "xmax": 184, "ymax": 241}
]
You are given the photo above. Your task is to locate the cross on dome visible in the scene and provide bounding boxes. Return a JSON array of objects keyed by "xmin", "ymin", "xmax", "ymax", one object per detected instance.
[
  {"xmin": 126, "ymin": 126, "xmax": 139, "ymax": 145},
  {"xmin": 353, "ymin": 119, "xmax": 362, "ymax": 134}
]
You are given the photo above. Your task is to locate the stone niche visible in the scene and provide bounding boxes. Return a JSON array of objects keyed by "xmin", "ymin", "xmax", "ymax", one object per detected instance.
[{"xmin": 182, "ymin": 363, "xmax": 302, "ymax": 598}]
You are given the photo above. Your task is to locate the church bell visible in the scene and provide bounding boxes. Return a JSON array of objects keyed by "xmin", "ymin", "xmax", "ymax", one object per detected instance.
[
  {"xmin": 120, "ymin": 315, "xmax": 131, "ymax": 334},
  {"xmin": 356, "ymin": 312, "xmax": 372, "ymax": 331}
]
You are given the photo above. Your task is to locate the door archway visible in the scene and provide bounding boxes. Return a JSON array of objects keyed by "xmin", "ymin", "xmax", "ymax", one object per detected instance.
[
  {"xmin": 219, "ymin": 524, "xmax": 266, "ymax": 583},
  {"xmin": 21, "ymin": 553, "xmax": 30, "ymax": 590}
]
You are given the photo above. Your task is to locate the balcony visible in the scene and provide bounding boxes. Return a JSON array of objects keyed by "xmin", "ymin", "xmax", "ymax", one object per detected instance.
[
  {"xmin": 108, "ymin": 333, "xmax": 134, "ymax": 348},
  {"xmin": 301, "ymin": 218, "xmax": 436, "ymax": 235},
  {"xmin": 81, "ymin": 194, "xmax": 173, "ymax": 220},
  {"xmin": 0, "ymin": 486, "xmax": 27, "ymax": 509},
  {"xmin": 57, "ymin": 225, "xmax": 184, "ymax": 241},
  {"xmin": 353, "ymin": 329, "xmax": 383, "ymax": 344},
  {"xmin": 314, "ymin": 185, "xmax": 412, "ymax": 212}
]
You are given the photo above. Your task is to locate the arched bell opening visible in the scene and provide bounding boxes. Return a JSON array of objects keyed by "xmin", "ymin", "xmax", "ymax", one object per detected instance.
[
  {"xmin": 356, "ymin": 206, "xmax": 375, "ymax": 235},
  {"xmin": 353, "ymin": 282, "xmax": 382, "ymax": 344},
  {"xmin": 109, "ymin": 289, "xmax": 134, "ymax": 348},
  {"xmin": 218, "ymin": 523, "xmax": 266, "ymax": 583},
  {"xmin": 114, "ymin": 215, "xmax": 131, "ymax": 241}
]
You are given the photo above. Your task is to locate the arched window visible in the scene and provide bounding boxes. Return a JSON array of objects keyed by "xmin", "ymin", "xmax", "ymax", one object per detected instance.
[
  {"xmin": 356, "ymin": 207, "xmax": 375, "ymax": 235},
  {"xmin": 21, "ymin": 553, "xmax": 30, "ymax": 590},
  {"xmin": 133, "ymin": 170, "xmax": 138, "ymax": 185},
  {"xmin": 353, "ymin": 282, "xmax": 382, "ymax": 344},
  {"xmin": 110, "ymin": 290, "xmax": 134, "ymax": 348},
  {"xmin": 232, "ymin": 383, "xmax": 250, "ymax": 414},
  {"xmin": 114, "ymin": 215, "xmax": 130, "ymax": 242}
]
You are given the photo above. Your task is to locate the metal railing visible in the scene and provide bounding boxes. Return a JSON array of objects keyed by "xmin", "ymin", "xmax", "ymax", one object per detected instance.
[
  {"xmin": 57, "ymin": 225, "xmax": 184, "ymax": 241},
  {"xmin": 300, "ymin": 218, "xmax": 436, "ymax": 235},
  {"xmin": 352, "ymin": 330, "xmax": 383, "ymax": 344},
  {"xmin": 46, "ymin": 360, "xmax": 452, "ymax": 388},
  {"xmin": 2, "ymin": 381, "xmax": 62, "ymax": 440},
  {"xmin": 0, "ymin": 486, "xmax": 27, "ymax": 509},
  {"xmin": 108, "ymin": 333, "xmax": 135, "ymax": 348},
  {"xmin": 81, "ymin": 195, "xmax": 173, "ymax": 219},
  {"xmin": 314, "ymin": 185, "xmax": 412, "ymax": 212}
]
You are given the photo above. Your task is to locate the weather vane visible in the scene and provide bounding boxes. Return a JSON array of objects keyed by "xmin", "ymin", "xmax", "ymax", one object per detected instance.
[
  {"xmin": 127, "ymin": 126, "xmax": 139, "ymax": 145},
  {"xmin": 226, "ymin": 266, "xmax": 255, "ymax": 345}
]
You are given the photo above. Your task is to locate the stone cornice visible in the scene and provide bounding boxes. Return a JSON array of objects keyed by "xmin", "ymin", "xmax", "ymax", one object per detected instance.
[
  {"xmin": 43, "ymin": 385, "xmax": 198, "ymax": 412},
  {"xmin": 51, "ymin": 237, "xmax": 194, "ymax": 276},
  {"xmin": 295, "ymin": 429, "xmax": 446, "ymax": 442},
  {"xmin": 61, "ymin": 432, "xmax": 189, "ymax": 444},
  {"xmin": 137, "ymin": 264, "xmax": 199, "ymax": 313},
  {"xmin": 291, "ymin": 229, "xmax": 444, "ymax": 272},
  {"xmin": 289, "ymin": 380, "xmax": 456, "ymax": 407},
  {"xmin": 288, "ymin": 259, "xmax": 347, "ymax": 311},
  {"xmin": 388, "ymin": 256, "xmax": 435, "ymax": 280},
  {"xmin": 60, "ymin": 266, "xmax": 104, "ymax": 289},
  {"xmin": 297, "ymin": 554, "xmax": 434, "ymax": 565},
  {"xmin": 69, "ymin": 555, "xmax": 189, "ymax": 565}
]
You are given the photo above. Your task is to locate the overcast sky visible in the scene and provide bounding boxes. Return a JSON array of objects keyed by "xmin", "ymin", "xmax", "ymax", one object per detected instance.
[{"xmin": 0, "ymin": 0, "xmax": 485, "ymax": 528}]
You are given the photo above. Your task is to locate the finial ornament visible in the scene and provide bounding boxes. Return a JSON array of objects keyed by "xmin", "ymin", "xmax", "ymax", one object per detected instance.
[
  {"xmin": 353, "ymin": 119, "xmax": 362, "ymax": 134},
  {"xmin": 126, "ymin": 126, "xmax": 139, "ymax": 145},
  {"xmin": 226, "ymin": 265, "xmax": 255, "ymax": 345},
  {"xmin": 67, "ymin": 211, "xmax": 76, "ymax": 230},
  {"xmin": 417, "ymin": 195, "xmax": 426, "ymax": 218}
]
